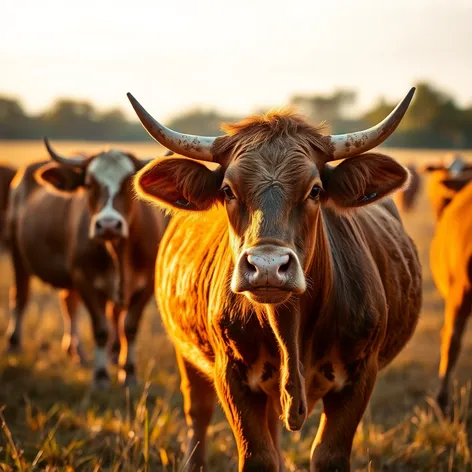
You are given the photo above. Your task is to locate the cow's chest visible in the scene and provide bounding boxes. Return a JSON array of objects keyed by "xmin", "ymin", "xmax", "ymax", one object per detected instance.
[{"xmin": 245, "ymin": 348, "xmax": 349, "ymax": 405}]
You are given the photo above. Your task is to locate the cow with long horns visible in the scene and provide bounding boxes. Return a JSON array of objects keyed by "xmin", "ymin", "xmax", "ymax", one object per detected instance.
[
  {"xmin": 6, "ymin": 144, "xmax": 170, "ymax": 386},
  {"xmin": 130, "ymin": 89, "xmax": 421, "ymax": 470}
]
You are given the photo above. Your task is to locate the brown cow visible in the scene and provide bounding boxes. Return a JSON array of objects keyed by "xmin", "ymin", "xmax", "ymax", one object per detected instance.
[
  {"xmin": 128, "ymin": 89, "xmax": 421, "ymax": 471},
  {"xmin": 6, "ymin": 141, "xmax": 170, "ymax": 386},
  {"xmin": 0, "ymin": 164, "xmax": 16, "ymax": 246},
  {"xmin": 400, "ymin": 157, "xmax": 472, "ymax": 412}
]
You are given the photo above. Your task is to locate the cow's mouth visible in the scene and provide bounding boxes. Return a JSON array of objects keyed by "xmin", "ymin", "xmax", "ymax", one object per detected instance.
[
  {"xmin": 245, "ymin": 288, "xmax": 293, "ymax": 305},
  {"xmin": 92, "ymin": 230, "xmax": 127, "ymax": 242}
]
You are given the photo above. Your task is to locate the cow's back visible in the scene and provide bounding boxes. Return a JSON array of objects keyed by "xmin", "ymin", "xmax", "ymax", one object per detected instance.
[
  {"xmin": 8, "ymin": 161, "xmax": 79, "ymax": 287},
  {"xmin": 430, "ymin": 182, "xmax": 472, "ymax": 299}
]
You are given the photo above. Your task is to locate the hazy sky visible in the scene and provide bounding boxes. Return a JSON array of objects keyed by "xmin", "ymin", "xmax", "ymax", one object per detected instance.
[{"xmin": 2, "ymin": 0, "xmax": 471, "ymax": 122}]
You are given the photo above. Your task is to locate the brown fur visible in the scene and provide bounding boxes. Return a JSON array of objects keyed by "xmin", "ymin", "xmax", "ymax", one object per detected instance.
[
  {"xmin": 0, "ymin": 164, "xmax": 16, "ymax": 246},
  {"xmin": 394, "ymin": 160, "xmax": 472, "ymax": 412},
  {"xmin": 137, "ymin": 112, "xmax": 422, "ymax": 471},
  {"xmin": 6, "ymin": 153, "xmax": 168, "ymax": 386}
]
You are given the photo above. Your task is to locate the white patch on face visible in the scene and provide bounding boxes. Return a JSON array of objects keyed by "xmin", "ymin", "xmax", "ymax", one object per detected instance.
[
  {"xmin": 88, "ymin": 150, "xmax": 135, "ymax": 193},
  {"xmin": 88, "ymin": 150, "xmax": 135, "ymax": 238}
]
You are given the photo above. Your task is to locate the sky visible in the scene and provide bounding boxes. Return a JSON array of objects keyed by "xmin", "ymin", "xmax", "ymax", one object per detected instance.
[{"xmin": 1, "ymin": 0, "xmax": 471, "ymax": 123}]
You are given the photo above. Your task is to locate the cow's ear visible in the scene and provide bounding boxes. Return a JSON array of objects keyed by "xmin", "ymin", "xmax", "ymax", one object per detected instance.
[
  {"xmin": 322, "ymin": 153, "xmax": 408, "ymax": 210},
  {"xmin": 35, "ymin": 163, "xmax": 85, "ymax": 194},
  {"xmin": 135, "ymin": 156, "xmax": 224, "ymax": 212}
]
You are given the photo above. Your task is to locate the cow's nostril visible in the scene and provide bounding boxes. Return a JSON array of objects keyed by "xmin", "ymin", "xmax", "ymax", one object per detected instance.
[
  {"xmin": 245, "ymin": 256, "xmax": 257, "ymax": 273},
  {"xmin": 114, "ymin": 220, "xmax": 122, "ymax": 230},
  {"xmin": 279, "ymin": 261, "xmax": 290, "ymax": 273}
]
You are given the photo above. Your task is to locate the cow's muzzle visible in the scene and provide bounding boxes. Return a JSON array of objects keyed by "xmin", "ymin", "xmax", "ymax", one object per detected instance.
[
  {"xmin": 90, "ymin": 214, "xmax": 129, "ymax": 240},
  {"xmin": 231, "ymin": 245, "xmax": 306, "ymax": 304}
]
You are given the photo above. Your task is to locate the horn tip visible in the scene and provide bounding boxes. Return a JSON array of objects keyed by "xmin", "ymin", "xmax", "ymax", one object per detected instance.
[
  {"xmin": 127, "ymin": 92, "xmax": 137, "ymax": 105},
  {"xmin": 406, "ymin": 87, "xmax": 416, "ymax": 102}
]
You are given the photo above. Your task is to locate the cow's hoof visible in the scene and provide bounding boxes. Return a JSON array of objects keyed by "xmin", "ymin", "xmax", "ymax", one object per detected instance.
[{"xmin": 93, "ymin": 369, "xmax": 111, "ymax": 390}]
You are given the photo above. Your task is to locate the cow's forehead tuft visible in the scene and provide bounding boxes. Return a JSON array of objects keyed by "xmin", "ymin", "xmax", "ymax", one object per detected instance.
[{"xmin": 88, "ymin": 150, "xmax": 135, "ymax": 188}]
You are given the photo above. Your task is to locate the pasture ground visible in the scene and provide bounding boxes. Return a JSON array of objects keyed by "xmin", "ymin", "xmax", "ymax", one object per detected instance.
[{"xmin": 0, "ymin": 142, "xmax": 471, "ymax": 471}]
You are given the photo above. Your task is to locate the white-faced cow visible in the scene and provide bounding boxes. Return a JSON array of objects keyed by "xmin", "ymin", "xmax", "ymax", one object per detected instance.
[
  {"xmin": 6, "ymin": 141, "xmax": 170, "ymax": 386},
  {"xmin": 129, "ymin": 88, "xmax": 421, "ymax": 471}
]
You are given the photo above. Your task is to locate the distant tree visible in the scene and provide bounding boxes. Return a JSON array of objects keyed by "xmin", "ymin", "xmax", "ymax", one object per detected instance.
[
  {"xmin": 167, "ymin": 109, "xmax": 238, "ymax": 136},
  {"xmin": 40, "ymin": 99, "xmax": 98, "ymax": 139},
  {"xmin": 0, "ymin": 96, "xmax": 32, "ymax": 139},
  {"xmin": 363, "ymin": 82, "xmax": 471, "ymax": 148},
  {"xmin": 290, "ymin": 89, "xmax": 357, "ymax": 132}
]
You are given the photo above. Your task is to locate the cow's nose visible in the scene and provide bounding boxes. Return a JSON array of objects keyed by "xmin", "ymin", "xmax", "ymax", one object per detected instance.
[
  {"xmin": 96, "ymin": 217, "xmax": 123, "ymax": 232},
  {"xmin": 245, "ymin": 252, "xmax": 292, "ymax": 287}
]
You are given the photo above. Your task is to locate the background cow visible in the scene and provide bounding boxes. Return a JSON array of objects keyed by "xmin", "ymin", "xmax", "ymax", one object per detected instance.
[
  {"xmin": 129, "ymin": 89, "xmax": 421, "ymax": 471},
  {"xmin": 0, "ymin": 164, "xmax": 16, "ymax": 247},
  {"xmin": 399, "ymin": 156, "xmax": 472, "ymax": 412},
  {"xmin": 6, "ymin": 141, "xmax": 170, "ymax": 387}
]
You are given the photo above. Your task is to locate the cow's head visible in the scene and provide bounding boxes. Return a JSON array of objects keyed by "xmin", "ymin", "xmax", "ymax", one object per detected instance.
[
  {"xmin": 399, "ymin": 156, "xmax": 472, "ymax": 220},
  {"xmin": 36, "ymin": 139, "xmax": 171, "ymax": 241},
  {"xmin": 131, "ymin": 89, "xmax": 414, "ymax": 304}
]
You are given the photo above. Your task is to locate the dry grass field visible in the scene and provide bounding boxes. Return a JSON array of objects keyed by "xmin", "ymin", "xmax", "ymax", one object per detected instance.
[{"xmin": 0, "ymin": 141, "xmax": 472, "ymax": 471}]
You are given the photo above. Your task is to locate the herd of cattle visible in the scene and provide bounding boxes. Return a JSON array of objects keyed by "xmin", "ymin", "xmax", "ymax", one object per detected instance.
[{"xmin": 0, "ymin": 86, "xmax": 470, "ymax": 471}]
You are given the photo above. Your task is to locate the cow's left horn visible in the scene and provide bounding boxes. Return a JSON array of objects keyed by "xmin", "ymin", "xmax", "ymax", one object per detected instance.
[
  {"xmin": 44, "ymin": 137, "xmax": 94, "ymax": 168},
  {"xmin": 127, "ymin": 93, "xmax": 216, "ymax": 162},
  {"xmin": 328, "ymin": 87, "xmax": 415, "ymax": 160}
]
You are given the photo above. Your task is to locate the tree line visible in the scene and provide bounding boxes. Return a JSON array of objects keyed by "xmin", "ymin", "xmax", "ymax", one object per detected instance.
[{"xmin": 1, "ymin": 82, "xmax": 471, "ymax": 148}]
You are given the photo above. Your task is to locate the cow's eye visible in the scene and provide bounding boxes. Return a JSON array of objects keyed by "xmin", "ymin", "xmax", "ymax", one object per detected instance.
[
  {"xmin": 309, "ymin": 185, "xmax": 321, "ymax": 199},
  {"xmin": 222, "ymin": 185, "xmax": 236, "ymax": 200}
]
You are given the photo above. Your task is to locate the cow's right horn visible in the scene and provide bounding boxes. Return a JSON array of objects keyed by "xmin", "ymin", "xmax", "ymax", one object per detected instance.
[
  {"xmin": 44, "ymin": 137, "xmax": 94, "ymax": 168},
  {"xmin": 127, "ymin": 93, "xmax": 216, "ymax": 162}
]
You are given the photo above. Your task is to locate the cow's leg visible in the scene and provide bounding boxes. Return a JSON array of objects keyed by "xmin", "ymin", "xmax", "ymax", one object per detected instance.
[
  {"xmin": 107, "ymin": 302, "xmax": 122, "ymax": 365},
  {"xmin": 176, "ymin": 350, "xmax": 216, "ymax": 471},
  {"xmin": 310, "ymin": 358, "xmax": 377, "ymax": 472},
  {"xmin": 215, "ymin": 355, "xmax": 279, "ymax": 472},
  {"xmin": 7, "ymin": 240, "xmax": 30, "ymax": 353},
  {"xmin": 117, "ymin": 285, "xmax": 153, "ymax": 386},
  {"xmin": 60, "ymin": 290, "xmax": 86, "ymax": 364},
  {"xmin": 76, "ymin": 287, "xmax": 110, "ymax": 388},
  {"xmin": 437, "ymin": 285, "xmax": 471, "ymax": 413}
]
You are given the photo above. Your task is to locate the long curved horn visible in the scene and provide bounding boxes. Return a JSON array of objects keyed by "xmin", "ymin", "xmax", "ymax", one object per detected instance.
[
  {"xmin": 43, "ymin": 137, "xmax": 94, "ymax": 168},
  {"xmin": 127, "ymin": 93, "xmax": 216, "ymax": 162},
  {"xmin": 328, "ymin": 87, "xmax": 415, "ymax": 160}
]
